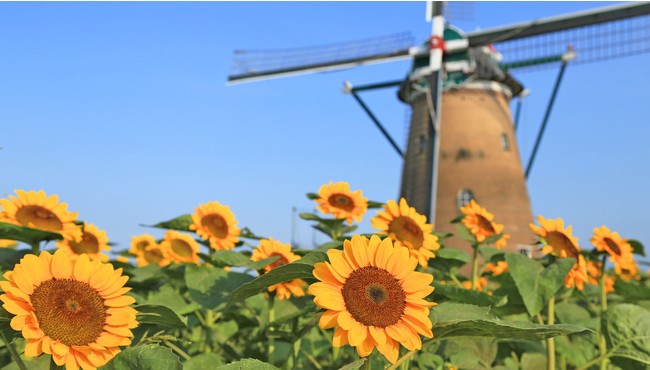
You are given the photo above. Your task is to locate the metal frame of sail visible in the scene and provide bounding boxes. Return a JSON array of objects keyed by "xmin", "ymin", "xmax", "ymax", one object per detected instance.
[{"xmin": 467, "ymin": 2, "xmax": 650, "ymax": 46}]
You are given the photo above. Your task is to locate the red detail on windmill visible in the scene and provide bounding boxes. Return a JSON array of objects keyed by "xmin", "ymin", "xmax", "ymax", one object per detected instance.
[{"xmin": 429, "ymin": 36, "xmax": 445, "ymax": 51}]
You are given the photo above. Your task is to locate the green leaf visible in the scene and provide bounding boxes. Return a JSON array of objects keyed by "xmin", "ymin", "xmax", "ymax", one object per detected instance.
[
  {"xmin": 0, "ymin": 248, "xmax": 31, "ymax": 271},
  {"xmin": 450, "ymin": 214, "xmax": 464, "ymax": 224},
  {"xmin": 444, "ymin": 337, "xmax": 497, "ymax": 369},
  {"xmin": 306, "ymin": 193, "xmax": 319, "ymax": 200},
  {"xmin": 149, "ymin": 214, "xmax": 192, "ymax": 231},
  {"xmin": 339, "ymin": 224, "xmax": 358, "ymax": 235},
  {"xmin": 479, "ymin": 246, "xmax": 505, "ymax": 263},
  {"xmin": 505, "ymin": 253, "xmax": 576, "ymax": 317},
  {"xmin": 210, "ymin": 250, "xmax": 279, "ymax": 270},
  {"xmin": 614, "ymin": 280, "xmax": 650, "ymax": 301},
  {"xmin": 184, "ymin": 353, "xmax": 226, "ymax": 369},
  {"xmin": 555, "ymin": 334, "xmax": 598, "ymax": 368},
  {"xmin": 431, "ymin": 303, "xmax": 589, "ymax": 341},
  {"xmin": 145, "ymin": 285, "xmax": 200, "ymax": 315},
  {"xmin": 483, "ymin": 233, "xmax": 504, "ymax": 246},
  {"xmin": 102, "ymin": 345, "xmax": 182, "ymax": 370},
  {"xmin": 0, "ymin": 306, "xmax": 19, "ymax": 343},
  {"xmin": 316, "ymin": 240, "xmax": 343, "ymax": 251},
  {"xmin": 299, "ymin": 212, "xmax": 319, "ymax": 221},
  {"xmin": 229, "ymin": 251, "xmax": 326, "ymax": 303},
  {"xmin": 433, "ymin": 318, "xmax": 589, "ymax": 341},
  {"xmin": 629, "ymin": 240, "xmax": 646, "ymax": 256},
  {"xmin": 135, "ymin": 304, "xmax": 188, "ymax": 329},
  {"xmin": 415, "ymin": 353, "xmax": 444, "ymax": 369},
  {"xmin": 432, "ymin": 281, "xmax": 507, "ymax": 307},
  {"xmin": 455, "ymin": 223, "xmax": 477, "ymax": 244},
  {"xmin": 0, "ymin": 222, "xmax": 62, "ymax": 245},
  {"xmin": 337, "ymin": 359, "xmax": 366, "ymax": 369},
  {"xmin": 215, "ymin": 359, "xmax": 280, "ymax": 369},
  {"xmin": 295, "ymin": 250, "xmax": 328, "ymax": 265},
  {"xmin": 436, "ymin": 248, "xmax": 470, "ymax": 264},
  {"xmin": 520, "ymin": 352, "xmax": 547, "ymax": 370},
  {"xmin": 554, "ymin": 302, "xmax": 596, "ymax": 329},
  {"xmin": 430, "ymin": 302, "xmax": 491, "ymax": 324},
  {"xmin": 603, "ymin": 303, "xmax": 650, "ymax": 364},
  {"xmin": 186, "ymin": 265, "xmax": 255, "ymax": 309}
]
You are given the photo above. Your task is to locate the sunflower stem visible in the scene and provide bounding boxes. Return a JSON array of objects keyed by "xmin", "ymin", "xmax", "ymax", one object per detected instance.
[
  {"xmin": 448, "ymin": 271, "xmax": 463, "ymax": 287},
  {"xmin": 387, "ymin": 350, "xmax": 416, "ymax": 370},
  {"xmin": 163, "ymin": 340, "xmax": 191, "ymax": 361},
  {"xmin": 29, "ymin": 241, "xmax": 40, "ymax": 254},
  {"xmin": 546, "ymin": 296, "xmax": 556, "ymax": 370},
  {"xmin": 598, "ymin": 254, "xmax": 609, "ymax": 370},
  {"xmin": 267, "ymin": 293, "xmax": 276, "ymax": 365},
  {"xmin": 0, "ymin": 330, "xmax": 27, "ymax": 370},
  {"xmin": 471, "ymin": 244, "xmax": 480, "ymax": 290}
]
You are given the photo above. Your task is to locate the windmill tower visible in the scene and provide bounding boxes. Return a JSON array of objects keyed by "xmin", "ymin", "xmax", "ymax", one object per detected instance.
[{"xmin": 228, "ymin": 2, "xmax": 650, "ymax": 255}]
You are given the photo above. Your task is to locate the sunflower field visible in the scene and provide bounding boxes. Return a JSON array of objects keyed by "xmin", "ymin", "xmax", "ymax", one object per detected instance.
[{"xmin": 0, "ymin": 183, "xmax": 648, "ymax": 370}]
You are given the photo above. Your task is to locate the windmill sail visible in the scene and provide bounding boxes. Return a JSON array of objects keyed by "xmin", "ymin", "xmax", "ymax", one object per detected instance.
[
  {"xmin": 468, "ymin": 2, "xmax": 650, "ymax": 71},
  {"xmin": 228, "ymin": 32, "xmax": 416, "ymax": 83}
]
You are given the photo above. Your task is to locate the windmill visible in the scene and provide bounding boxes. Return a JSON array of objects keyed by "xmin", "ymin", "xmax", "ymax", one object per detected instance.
[{"xmin": 227, "ymin": 2, "xmax": 650, "ymax": 256}]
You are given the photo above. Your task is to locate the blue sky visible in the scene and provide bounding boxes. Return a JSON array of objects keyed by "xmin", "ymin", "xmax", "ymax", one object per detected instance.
[{"xmin": 1, "ymin": 2, "xmax": 649, "ymax": 266}]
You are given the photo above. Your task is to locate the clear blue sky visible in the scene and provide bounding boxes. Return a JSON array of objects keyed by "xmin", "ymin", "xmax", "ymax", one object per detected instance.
[{"xmin": 1, "ymin": 2, "xmax": 649, "ymax": 266}]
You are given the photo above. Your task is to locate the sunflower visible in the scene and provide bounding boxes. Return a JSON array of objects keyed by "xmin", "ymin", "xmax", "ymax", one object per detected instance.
[
  {"xmin": 251, "ymin": 238, "xmax": 306, "ymax": 300},
  {"xmin": 160, "ymin": 230, "xmax": 200, "ymax": 264},
  {"xmin": 189, "ymin": 201, "xmax": 240, "ymax": 251},
  {"xmin": 135, "ymin": 243, "xmax": 171, "ymax": 267},
  {"xmin": 565, "ymin": 255, "xmax": 589, "ymax": 291},
  {"xmin": 129, "ymin": 234, "xmax": 157, "ymax": 255},
  {"xmin": 460, "ymin": 200, "xmax": 509, "ymax": 248},
  {"xmin": 615, "ymin": 257, "xmax": 639, "ymax": 281},
  {"xmin": 309, "ymin": 235, "xmax": 435, "ymax": 364},
  {"xmin": 484, "ymin": 261, "xmax": 508, "ymax": 276},
  {"xmin": 529, "ymin": 216, "xmax": 581, "ymax": 258},
  {"xmin": 56, "ymin": 223, "xmax": 110, "ymax": 261},
  {"xmin": 0, "ymin": 250, "xmax": 137, "ymax": 369},
  {"xmin": 586, "ymin": 260, "xmax": 615, "ymax": 293},
  {"xmin": 315, "ymin": 182, "xmax": 368, "ymax": 224},
  {"xmin": 371, "ymin": 198, "xmax": 440, "ymax": 267},
  {"xmin": 0, "ymin": 190, "xmax": 82, "ymax": 242},
  {"xmin": 530, "ymin": 216, "xmax": 588, "ymax": 290},
  {"xmin": 590, "ymin": 226, "xmax": 634, "ymax": 265}
]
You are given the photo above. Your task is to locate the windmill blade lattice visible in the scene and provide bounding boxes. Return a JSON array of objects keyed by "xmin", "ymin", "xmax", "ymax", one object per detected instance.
[
  {"xmin": 228, "ymin": 32, "xmax": 415, "ymax": 83},
  {"xmin": 497, "ymin": 13, "xmax": 650, "ymax": 72}
]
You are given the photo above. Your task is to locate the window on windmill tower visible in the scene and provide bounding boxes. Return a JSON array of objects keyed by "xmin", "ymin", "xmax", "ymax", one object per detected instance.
[
  {"xmin": 500, "ymin": 133, "xmax": 510, "ymax": 151},
  {"xmin": 457, "ymin": 189, "xmax": 475, "ymax": 208}
]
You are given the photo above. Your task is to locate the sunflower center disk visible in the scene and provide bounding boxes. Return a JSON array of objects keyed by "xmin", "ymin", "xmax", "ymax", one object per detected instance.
[
  {"xmin": 145, "ymin": 248, "xmax": 164, "ymax": 264},
  {"xmin": 202, "ymin": 214, "xmax": 228, "ymax": 238},
  {"xmin": 342, "ymin": 266, "xmax": 406, "ymax": 328},
  {"xmin": 70, "ymin": 233, "xmax": 100, "ymax": 254},
  {"xmin": 135, "ymin": 241, "xmax": 150, "ymax": 253},
  {"xmin": 546, "ymin": 231, "xmax": 579, "ymax": 258},
  {"xmin": 31, "ymin": 279, "xmax": 106, "ymax": 346},
  {"xmin": 15, "ymin": 205, "xmax": 64, "ymax": 231},
  {"xmin": 603, "ymin": 238, "xmax": 622, "ymax": 256},
  {"xmin": 171, "ymin": 239, "xmax": 193, "ymax": 258},
  {"xmin": 476, "ymin": 215, "xmax": 496, "ymax": 234},
  {"xmin": 328, "ymin": 194, "xmax": 355, "ymax": 212},
  {"xmin": 389, "ymin": 216, "xmax": 424, "ymax": 248}
]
